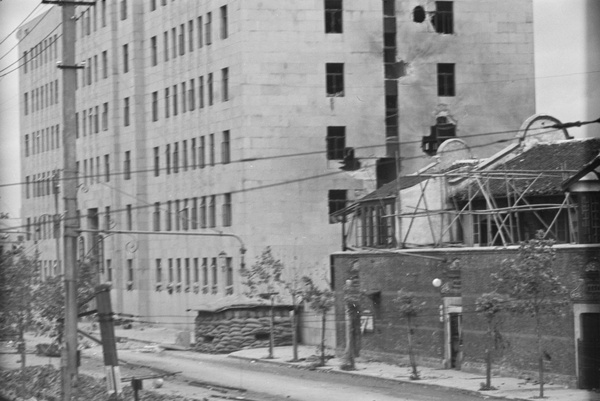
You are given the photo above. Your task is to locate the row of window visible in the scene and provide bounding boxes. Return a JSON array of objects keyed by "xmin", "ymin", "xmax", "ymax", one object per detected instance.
[
  {"xmin": 36, "ymin": 129, "xmax": 231, "ymax": 190},
  {"xmin": 24, "ymin": 124, "xmax": 61, "ymax": 157},
  {"xmin": 325, "ymin": 62, "xmax": 455, "ymax": 98},
  {"xmin": 24, "ymin": 170, "xmax": 59, "ymax": 199},
  {"xmin": 75, "ymin": 102, "xmax": 110, "ymax": 137},
  {"xmin": 154, "ymin": 256, "xmax": 234, "ymax": 295},
  {"xmin": 152, "ymin": 194, "xmax": 232, "ymax": 232},
  {"xmin": 151, "ymin": 69, "xmax": 228, "ymax": 121},
  {"xmin": 79, "ymin": 155, "xmax": 110, "ymax": 187},
  {"xmin": 153, "ymin": 131, "xmax": 230, "ymax": 177},
  {"xmin": 151, "ymin": 6, "xmax": 228, "ymax": 66},
  {"xmin": 41, "ymin": 260, "xmax": 60, "ymax": 280},
  {"xmin": 80, "ymin": 51, "xmax": 109, "ymax": 88},
  {"xmin": 80, "ymin": 0, "xmax": 108, "ymax": 36},
  {"xmin": 22, "ymin": 34, "xmax": 59, "ymax": 74},
  {"xmin": 23, "ymin": 80, "xmax": 60, "ymax": 115},
  {"xmin": 25, "ymin": 213, "xmax": 60, "ymax": 241}
]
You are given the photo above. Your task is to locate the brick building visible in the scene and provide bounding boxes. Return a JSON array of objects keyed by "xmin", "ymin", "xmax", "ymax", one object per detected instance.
[
  {"xmin": 332, "ymin": 124, "xmax": 600, "ymax": 388},
  {"xmin": 18, "ymin": 1, "xmax": 535, "ymax": 340}
]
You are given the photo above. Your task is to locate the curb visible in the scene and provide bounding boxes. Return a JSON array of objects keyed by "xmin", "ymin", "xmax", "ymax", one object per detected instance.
[{"xmin": 226, "ymin": 353, "xmax": 530, "ymax": 401}]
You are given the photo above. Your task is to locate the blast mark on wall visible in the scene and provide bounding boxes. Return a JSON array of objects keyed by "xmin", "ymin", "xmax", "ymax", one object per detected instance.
[{"xmin": 413, "ymin": 6, "xmax": 426, "ymax": 23}]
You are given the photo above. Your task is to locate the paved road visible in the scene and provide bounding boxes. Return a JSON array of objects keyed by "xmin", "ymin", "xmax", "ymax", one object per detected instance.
[{"xmin": 114, "ymin": 348, "xmax": 499, "ymax": 401}]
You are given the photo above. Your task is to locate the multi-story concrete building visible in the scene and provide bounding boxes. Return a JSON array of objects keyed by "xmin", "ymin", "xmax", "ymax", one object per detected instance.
[{"xmin": 18, "ymin": 0, "xmax": 535, "ymax": 339}]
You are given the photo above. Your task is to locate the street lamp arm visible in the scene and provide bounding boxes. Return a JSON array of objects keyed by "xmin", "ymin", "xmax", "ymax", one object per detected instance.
[{"xmin": 76, "ymin": 228, "xmax": 246, "ymax": 251}]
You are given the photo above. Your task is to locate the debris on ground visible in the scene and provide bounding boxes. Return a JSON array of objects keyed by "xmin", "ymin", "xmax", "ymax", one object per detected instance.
[{"xmin": 0, "ymin": 365, "xmax": 198, "ymax": 401}]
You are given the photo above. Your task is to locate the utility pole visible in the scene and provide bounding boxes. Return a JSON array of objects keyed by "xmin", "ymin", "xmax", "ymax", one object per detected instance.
[
  {"xmin": 41, "ymin": 1, "xmax": 93, "ymax": 399},
  {"xmin": 53, "ymin": 173, "xmax": 61, "ymax": 275}
]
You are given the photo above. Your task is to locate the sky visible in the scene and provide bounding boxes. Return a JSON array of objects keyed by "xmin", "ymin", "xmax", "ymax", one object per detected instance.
[{"xmin": 0, "ymin": 0, "xmax": 598, "ymax": 227}]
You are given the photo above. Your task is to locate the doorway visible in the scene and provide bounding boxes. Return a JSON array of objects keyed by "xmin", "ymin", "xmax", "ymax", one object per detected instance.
[
  {"xmin": 449, "ymin": 313, "xmax": 462, "ymax": 368},
  {"xmin": 578, "ymin": 313, "xmax": 600, "ymax": 389}
]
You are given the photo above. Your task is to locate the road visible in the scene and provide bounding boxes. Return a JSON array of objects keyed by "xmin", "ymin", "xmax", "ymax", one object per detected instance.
[{"xmin": 109, "ymin": 348, "xmax": 498, "ymax": 401}]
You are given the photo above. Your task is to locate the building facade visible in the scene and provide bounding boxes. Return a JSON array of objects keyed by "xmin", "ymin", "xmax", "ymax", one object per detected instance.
[{"xmin": 18, "ymin": 0, "xmax": 535, "ymax": 337}]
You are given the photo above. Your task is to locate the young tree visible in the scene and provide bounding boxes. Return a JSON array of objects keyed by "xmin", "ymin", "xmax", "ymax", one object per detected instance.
[
  {"xmin": 240, "ymin": 247, "xmax": 304, "ymax": 360},
  {"xmin": 475, "ymin": 292, "xmax": 508, "ymax": 391},
  {"xmin": 393, "ymin": 290, "xmax": 424, "ymax": 380},
  {"xmin": 0, "ymin": 250, "xmax": 39, "ymax": 369},
  {"xmin": 302, "ymin": 276, "xmax": 334, "ymax": 366},
  {"xmin": 340, "ymin": 276, "xmax": 361, "ymax": 371},
  {"xmin": 32, "ymin": 260, "xmax": 97, "ymax": 341},
  {"xmin": 492, "ymin": 230, "xmax": 569, "ymax": 398}
]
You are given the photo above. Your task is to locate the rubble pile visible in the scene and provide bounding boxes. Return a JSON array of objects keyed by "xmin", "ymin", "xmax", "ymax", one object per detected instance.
[{"xmin": 0, "ymin": 365, "xmax": 193, "ymax": 401}]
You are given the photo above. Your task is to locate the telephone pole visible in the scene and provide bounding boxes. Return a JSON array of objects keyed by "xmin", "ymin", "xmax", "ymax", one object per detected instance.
[{"xmin": 41, "ymin": 1, "xmax": 94, "ymax": 399}]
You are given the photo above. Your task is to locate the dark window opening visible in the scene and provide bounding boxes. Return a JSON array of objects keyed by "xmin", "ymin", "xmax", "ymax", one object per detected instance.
[
  {"xmin": 326, "ymin": 63, "xmax": 344, "ymax": 97},
  {"xmin": 376, "ymin": 158, "xmax": 396, "ymax": 188},
  {"xmin": 578, "ymin": 193, "xmax": 600, "ymax": 244},
  {"xmin": 383, "ymin": 0, "xmax": 395, "ymax": 16},
  {"xmin": 203, "ymin": 335, "xmax": 215, "ymax": 343},
  {"xmin": 437, "ymin": 63, "xmax": 455, "ymax": 97},
  {"xmin": 432, "ymin": 1, "xmax": 453, "ymax": 34},
  {"xmin": 385, "ymin": 95, "xmax": 398, "ymax": 134},
  {"xmin": 328, "ymin": 189, "xmax": 347, "ymax": 223},
  {"xmin": 383, "ymin": 33, "xmax": 396, "ymax": 63},
  {"xmin": 326, "ymin": 126, "xmax": 346, "ymax": 160},
  {"xmin": 254, "ymin": 332, "xmax": 270, "ymax": 341},
  {"xmin": 325, "ymin": 0, "xmax": 343, "ymax": 33},
  {"xmin": 358, "ymin": 203, "xmax": 396, "ymax": 248},
  {"xmin": 422, "ymin": 116, "xmax": 456, "ymax": 155}
]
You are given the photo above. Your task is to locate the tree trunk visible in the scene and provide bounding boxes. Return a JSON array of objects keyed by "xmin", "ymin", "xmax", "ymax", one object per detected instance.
[
  {"xmin": 536, "ymin": 311, "xmax": 544, "ymax": 398},
  {"xmin": 320, "ymin": 311, "xmax": 327, "ymax": 366},
  {"xmin": 291, "ymin": 305, "xmax": 298, "ymax": 361},
  {"xmin": 407, "ymin": 316, "xmax": 418, "ymax": 379},
  {"xmin": 18, "ymin": 320, "xmax": 26, "ymax": 370},
  {"xmin": 340, "ymin": 302, "xmax": 355, "ymax": 370},
  {"xmin": 268, "ymin": 296, "xmax": 275, "ymax": 359},
  {"xmin": 485, "ymin": 318, "xmax": 492, "ymax": 389}
]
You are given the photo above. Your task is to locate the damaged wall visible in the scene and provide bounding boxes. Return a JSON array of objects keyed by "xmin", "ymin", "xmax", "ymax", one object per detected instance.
[{"xmin": 393, "ymin": 0, "xmax": 536, "ymax": 174}]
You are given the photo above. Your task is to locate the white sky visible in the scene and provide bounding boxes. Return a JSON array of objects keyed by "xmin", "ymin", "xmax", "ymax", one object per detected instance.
[{"xmin": 0, "ymin": 0, "xmax": 598, "ymax": 225}]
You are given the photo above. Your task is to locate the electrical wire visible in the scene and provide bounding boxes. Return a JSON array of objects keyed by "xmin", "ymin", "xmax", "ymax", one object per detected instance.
[
  {"xmin": 0, "ymin": 3, "xmax": 43, "ymax": 49},
  {"xmin": 2, "ymin": 123, "xmax": 576, "ymax": 191},
  {"xmin": 0, "ymin": 5, "xmax": 54, "ymax": 65},
  {"xmin": 0, "ymin": 3, "xmax": 95, "ymax": 78}
]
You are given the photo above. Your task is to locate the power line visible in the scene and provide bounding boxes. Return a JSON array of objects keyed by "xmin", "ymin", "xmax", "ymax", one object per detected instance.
[
  {"xmin": 0, "ymin": 5, "xmax": 53, "ymax": 65},
  {"xmin": 0, "ymin": 4, "xmax": 94, "ymax": 78},
  {"xmin": 0, "ymin": 3, "xmax": 43, "ymax": 49},
  {"xmin": 3, "ymin": 123, "xmax": 571, "ymax": 190}
]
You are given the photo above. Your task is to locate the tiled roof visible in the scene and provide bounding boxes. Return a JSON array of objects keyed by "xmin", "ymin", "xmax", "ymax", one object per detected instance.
[
  {"xmin": 454, "ymin": 138, "xmax": 600, "ymax": 200},
  {"xmin": 359, "ymin": 175, "xmax": 428, "ymax": 202}
]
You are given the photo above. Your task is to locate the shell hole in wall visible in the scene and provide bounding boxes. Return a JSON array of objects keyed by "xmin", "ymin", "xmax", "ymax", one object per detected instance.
[{"xmin": 413, "ymin": 6, "xmax": 426, "ymax": 23}]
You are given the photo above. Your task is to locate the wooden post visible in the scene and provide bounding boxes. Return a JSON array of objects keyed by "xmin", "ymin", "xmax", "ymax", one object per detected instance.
[
  {"xmin": 96, "ymin": 284, "xmax": 122, "ymax": 399},
  {"xmin": 268, "ymin": 295, "xmax": 274, "ymax": 359}
]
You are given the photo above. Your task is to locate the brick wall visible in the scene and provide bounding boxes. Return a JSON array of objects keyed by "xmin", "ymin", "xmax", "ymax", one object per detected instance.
[{"xmin": 332, "ymin": 245, "xmax": 600, "ymax": 383}]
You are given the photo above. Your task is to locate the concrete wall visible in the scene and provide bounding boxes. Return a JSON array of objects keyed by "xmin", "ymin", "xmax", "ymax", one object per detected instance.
[
  {"xmin": 331, "ymin": 245, "xmax": 600, "ymax": 385},
  {"xmin": 395, "ymin": 0, "xmax": 536, "ymax": 174}
]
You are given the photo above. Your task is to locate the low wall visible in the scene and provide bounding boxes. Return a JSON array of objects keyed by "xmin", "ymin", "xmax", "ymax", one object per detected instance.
[{"xmin": 194, "ymin": 304, "xmax": 293, "ymax": 353}]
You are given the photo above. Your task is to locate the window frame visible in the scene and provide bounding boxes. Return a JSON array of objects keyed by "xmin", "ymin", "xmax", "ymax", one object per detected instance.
[
  {"xmin": 325, "ymin": 0, "xmax": 343, "ymax": 34},
  {"xmin": 326, "ymin": 126, "xmax": 345, "ymax": 160},
  {"xmin": 437, "ymin": 63, "xmax": 455, "ymax": 97},
  {"xmin": 326, "ymin": 63, "xmax": 344, "ymax": 97}
]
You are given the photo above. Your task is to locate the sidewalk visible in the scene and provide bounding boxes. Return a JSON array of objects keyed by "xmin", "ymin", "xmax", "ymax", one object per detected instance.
[{"xmin": 106, "ymin": 325, "xmax": 600, "ymax": 401}]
